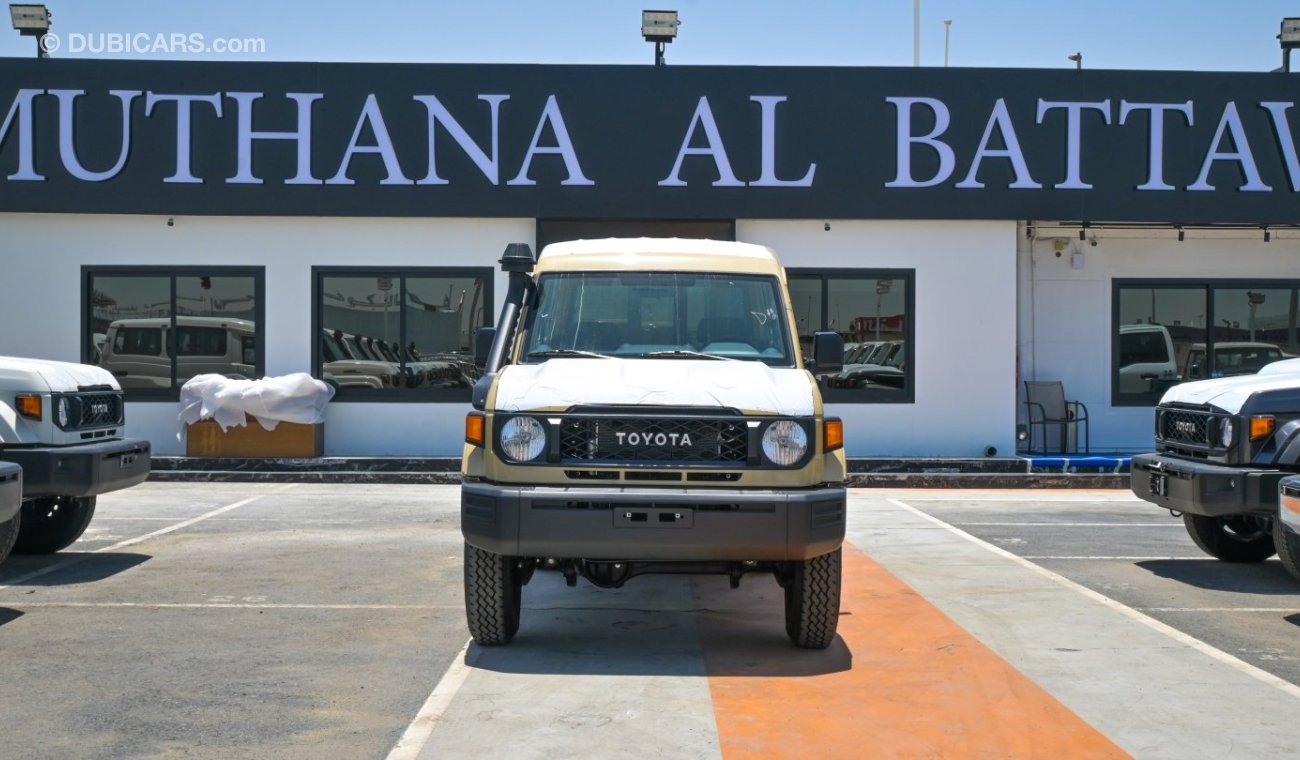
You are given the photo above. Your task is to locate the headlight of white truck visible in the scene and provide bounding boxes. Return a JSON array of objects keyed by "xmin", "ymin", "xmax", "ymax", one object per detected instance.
[
  {"xmin": 762, "ymin": 420, "xmax": 808, "ymax": 466},
  {"xmin": 500, "ymin": 416, "xmax": 546, "ymax": 461},
  {"xmin": 1220, "ymin": 419, "xmax": 1234, "ymax": 448}
]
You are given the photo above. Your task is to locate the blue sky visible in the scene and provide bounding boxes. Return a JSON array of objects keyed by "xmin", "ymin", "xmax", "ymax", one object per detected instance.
[{"xmin": 0, "ymin": 1, "xmax": 1296, "ymax": 72}]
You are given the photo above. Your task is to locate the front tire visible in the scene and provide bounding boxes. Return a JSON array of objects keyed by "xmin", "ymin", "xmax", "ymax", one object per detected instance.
[
  {"xmin": 0, "ymin": 509, "xmax": 20, "ymax": 565},
  {"xmin": 463, "ymin": 543, "xmax": 522, "ymax": 646},
  {"xmin": 1182, "ymin": 513, "xmax": 1275, "ymax": 563},
  {"xmin": 1274, "ymin": 518, "xmax": 1300, "ymax": 582},
  {"xmin": 14, "ymin": 496, "xmax": 96, "ymax": 554},
  {"xmin": 783, "ymin": 548, "xmax": 842, "ymax": 649}
]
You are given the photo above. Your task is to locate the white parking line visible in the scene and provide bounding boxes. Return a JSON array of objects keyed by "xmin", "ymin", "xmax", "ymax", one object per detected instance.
[
  {"xmin": 1140, "ymin": 608, "xmax": 1300, "ymax": 613},
  {"xmin": 1022, "ymin": 556, "xmax": 1200, "ymax": 561},
  {"xmin": 956, "ymin": 522, "xmax": 1182, "ymax": 527},
  {"xmin": 888, "ymin": 498, "xmax": 1300, "ymax": 702},
  {"xmin": 0, "ymin": 602, "xmax": 456, "ymax": 610},
  {"xmin": 0, "ymin": 484, "xmax": 297, "ymax": 592},
  {"xmin": 385, "ymin": 637, "xmax": 474, "ymax": 760}
]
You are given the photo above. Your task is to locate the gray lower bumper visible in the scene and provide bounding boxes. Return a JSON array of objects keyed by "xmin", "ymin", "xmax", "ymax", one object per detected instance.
[
  {"xmin": 0, "ymin": 438, "xmax": 151, "ymax": 499},
  {"xmin": 1130, "ymin": 453, "xmax": 1283, "ymax": 518},
  {"xmin": 0, "ymin": 462, "xmax": 20, "ymax": 523},
  {"xmin": 461, "ymin": 482, "xmax": 846, "ymax": 561}
]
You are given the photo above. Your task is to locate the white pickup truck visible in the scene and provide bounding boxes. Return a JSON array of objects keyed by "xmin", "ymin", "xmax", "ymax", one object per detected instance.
[{"xmin": 0, "ymin": 357, "xmax": 151, "ymax": 563}]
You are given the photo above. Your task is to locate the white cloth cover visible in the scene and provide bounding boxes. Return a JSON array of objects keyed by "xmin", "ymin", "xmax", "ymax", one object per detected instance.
[{"xmin": 178, "ymin": 373, "xmax": 335, "ymax": 432}]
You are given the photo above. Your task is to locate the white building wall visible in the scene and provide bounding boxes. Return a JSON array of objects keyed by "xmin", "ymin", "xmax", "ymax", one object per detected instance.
[
  {"xmin": 1020, "ymin": 226, "xmax": 1300, "ymax": 452},
  {"xmin": 738, "ymin": 220, "xmax": 1019, "ymax": 457},
  {"xmin": 0, "ymin": 213, "xmax": 533, "ymax": 456}
]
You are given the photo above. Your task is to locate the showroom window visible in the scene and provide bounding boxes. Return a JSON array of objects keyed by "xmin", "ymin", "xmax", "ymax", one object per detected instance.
[
  {"xmin": 83, "ymin": 267, "xmax": 265, "ymax": 400},
  {"xmin": 787, "ymin": 269, "xmax": 915, "ymax": 403},
  {"xmin": 1113, "ymin": 280, "xmax": 1300, "ymax": 406},
  {"xmin": 312, "ymin": 267, "xmax": 494, "ymax": 401}
]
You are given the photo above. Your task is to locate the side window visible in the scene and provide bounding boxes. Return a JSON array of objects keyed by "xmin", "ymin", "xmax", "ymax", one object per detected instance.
[
  {"xmin": 314, "ymin": 269, "xmax": 494, "ymax": 400},
  {"xmin": 85, "ymin": 269, "xmax": 265, "ymax": 398},
  {"xmin": 787, "ymin": 270, "xmax": 915, "ymax": 403},
  {"xmin": 115, "ymin": 327, "xmax": 162, "ymax": 356},
  {"xmin": 175, "ymin": 327, "xmax": 227, "ymax": 357}
]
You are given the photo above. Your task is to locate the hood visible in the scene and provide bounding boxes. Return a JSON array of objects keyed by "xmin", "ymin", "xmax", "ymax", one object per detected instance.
[
  {"xmin": 493, "ymin": 358, "xmax": 814, "ymax": 416},
  {"xmin": 0, "ymin": 356, "xmax": 119, "ymax": 392},
  {"xmin": 1161, "ymin": 359, "xmax": 1300, "ymax": 414}
]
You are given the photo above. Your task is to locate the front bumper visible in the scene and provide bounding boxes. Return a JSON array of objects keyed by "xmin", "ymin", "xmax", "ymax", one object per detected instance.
[
  {"xmin": 1130, "ymin": 453, "xmax": 1283, "ymax": 518},
  {"xmin": 0, "ymin": 438, "xmax": 151, "ymax": 499},
  {"xmin": 0, "ymin": 462, "xmax": 20, "ymax": 523},
  {"xmin": 461, "ymin": 481, "xmax": 846, "ymax": 561}
]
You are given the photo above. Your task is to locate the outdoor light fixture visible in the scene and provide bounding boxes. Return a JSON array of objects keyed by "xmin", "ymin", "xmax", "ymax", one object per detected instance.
[
  {"xmin": 1068, "ymin": 52, "xmax": 1082, "ymax": 70},
  {"xmin": 9, "ymin": 3, "xmax": 51, "ymax": 59},
  {"xmin": 1281, "ymin": 18, "xmax": 1300, "ymax": 72},
  {"xmin": 642, "ymin": 9, "xmax": 680, "ymax": 66}
]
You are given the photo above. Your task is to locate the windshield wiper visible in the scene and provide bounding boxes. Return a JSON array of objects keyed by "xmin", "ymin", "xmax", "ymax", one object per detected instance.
[
  {"xmin": 525, "ymin": 349, "xmax": 612, "ymax": 360},
  {"xmin": 634, "ymin": 350, "xmax": 735, "ymax": 361}
]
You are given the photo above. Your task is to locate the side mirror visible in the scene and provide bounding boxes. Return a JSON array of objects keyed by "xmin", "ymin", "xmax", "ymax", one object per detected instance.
[
  {"xmin": 808, "ymin": 331, "xmax": 844, "ymax": 374},
  {"xmin": 474, "ymin": 327, "xmax": 496, "ymax": 370}
]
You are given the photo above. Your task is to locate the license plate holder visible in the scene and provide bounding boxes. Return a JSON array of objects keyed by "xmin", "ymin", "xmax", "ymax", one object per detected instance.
[{"xmin": 1150, "ymin": 472, "xmax": 1168, "ymax": 498}]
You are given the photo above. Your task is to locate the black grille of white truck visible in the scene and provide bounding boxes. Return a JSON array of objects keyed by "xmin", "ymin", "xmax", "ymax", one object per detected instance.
[
  {"xmin": 1159, "ymin": 408, "xmax": 1212, "ymax": 446},
  {"xmin": 73, "ymin": 392, "xmax": 124, "ymax": 428},
  {"xmin": 559, "ymin": 417, "xmax": 748, "ymax": 465}
]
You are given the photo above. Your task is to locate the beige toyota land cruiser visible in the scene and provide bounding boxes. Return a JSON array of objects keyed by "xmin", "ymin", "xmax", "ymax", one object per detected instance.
[{"xmin": 460, "ymin": 239, "xmax": 847, "ymax": 648}]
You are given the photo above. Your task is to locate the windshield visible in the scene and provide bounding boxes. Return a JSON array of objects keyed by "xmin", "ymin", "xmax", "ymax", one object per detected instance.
[{"xmin": 521, "ymin": 271, "xmax": 794, "ymax": 365}]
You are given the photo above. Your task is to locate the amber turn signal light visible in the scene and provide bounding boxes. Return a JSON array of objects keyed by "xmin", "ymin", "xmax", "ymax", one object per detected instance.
[
  {"xmin": 823, "ymin": 418, "xmax": 843, "ymax": 452},
  {"xmin": 1249, "ymin": 416, "xmax": 1275, "ymax": 440},
  {"xmin": 15, "ymin": 394, "xmax": 41, "ymax": 420},
  {"xmin": 465, "ymin": 412, "xmax": 486, "ymax": 447}
]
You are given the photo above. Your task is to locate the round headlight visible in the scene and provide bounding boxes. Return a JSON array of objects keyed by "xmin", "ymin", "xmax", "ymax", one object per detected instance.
[
  {"xmin": 56, "ymin": 397, "xmax": 70, "ymax": 428},
  {"xmin": 500, "ymin": 416, "xmax": 546, "ymax": 461},
  {"xmin": 1220, "ymin": 419, "xmax": 1234, "ymax": 448},
  {"xmin": 762, "ymin": 420, "xmax": 808, "ymax": 466}
]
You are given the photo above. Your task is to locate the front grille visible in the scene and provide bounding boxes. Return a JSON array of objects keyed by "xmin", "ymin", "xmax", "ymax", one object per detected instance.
[
  {"xmin": 76, "ymin": 393, "xmax": 123, "ymax": 428},
  {"xmin": 1159, "ymin": 408, "xmax": 1213, "ymax": 446},
  {"xmin": 55, "ymin": 392, "xmax": 125, "ymax": 430},
  {"xmin": 559, "ymin": 417, "xmax": 748, "ymax": 465}
]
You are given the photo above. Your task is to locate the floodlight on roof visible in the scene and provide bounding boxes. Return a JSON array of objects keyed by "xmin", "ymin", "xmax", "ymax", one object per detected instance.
[
  {"xmin": 9, "ymin": 3, "xmax": 49, "ymax": 32},
  {"xmin": 642, "ymin": 10, "xmax": 680, "ymax": 66},
  {"xmin": 9, "ymin": 4, "xmax": 51, "ymax": 59},
  {"xmin": 1280, "ymin": 18, "xmax": 1300, "ymax": 71}
]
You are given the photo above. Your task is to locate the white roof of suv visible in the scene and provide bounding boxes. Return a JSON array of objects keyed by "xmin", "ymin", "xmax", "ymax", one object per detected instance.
[{"xmin": 535, "ymin": 238, "xmax": 783, "ymax": 276}]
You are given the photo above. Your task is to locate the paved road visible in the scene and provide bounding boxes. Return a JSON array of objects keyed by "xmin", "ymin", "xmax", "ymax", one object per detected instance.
[{"xmin": 0, "ymin": 484, "xmax": 1296, "ymax": 758}]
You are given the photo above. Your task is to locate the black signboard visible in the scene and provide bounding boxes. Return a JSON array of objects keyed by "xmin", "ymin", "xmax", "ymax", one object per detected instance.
[{"xmin": 1, "ymin": 57, "xmax": 1299, "ymax": 223}]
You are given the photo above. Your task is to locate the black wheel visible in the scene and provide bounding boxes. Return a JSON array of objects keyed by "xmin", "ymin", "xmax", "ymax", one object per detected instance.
[
  {"xmin": 783, "ymin": 548, "xmax": 842, "ymax": 649},
  {"xmin": 463, "ymin": 542, "xmax": 522, "ymax": 646},
  {"xmin": 1182, "ymin": 513, "xmax": 1275, "ymax": 563},
  {"xmin": 1274, "ymin": 518, "xmax": 1300, "ymax": 582},
  {"xmin": 0, "ymin": 509, "xmax": 20, "ymax": 565},
  {"xmin": 14, "ymin": 496, "xmax": 96, "ymax": 555}
]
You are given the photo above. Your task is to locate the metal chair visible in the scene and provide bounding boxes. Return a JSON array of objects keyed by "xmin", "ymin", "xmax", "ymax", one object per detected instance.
[{"xmin": 1024, "ymin": 380, "xmax": 1089, "ymax": 454}]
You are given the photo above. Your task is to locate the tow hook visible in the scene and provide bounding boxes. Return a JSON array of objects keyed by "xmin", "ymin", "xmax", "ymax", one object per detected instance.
[{"xmin": 1168, "ymin": 509, "xmax": 1183, "ymax": 518}]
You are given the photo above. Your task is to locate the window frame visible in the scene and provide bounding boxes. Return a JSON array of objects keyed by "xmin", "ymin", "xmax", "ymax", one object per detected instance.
[
  {"xmin": 311, "ymin": 266, "xmax": 495, "ymax": 403},
  {"xmin": 787, "ymin": 268, "xmax": 916, "ymax": 404},
  {"xmin": 1111, "ymin": 278, "xmax": 1300, "ymax": 407},
  {"xmin": 82, "ymin": 265, "xmax": 266, "ymax": 402}
]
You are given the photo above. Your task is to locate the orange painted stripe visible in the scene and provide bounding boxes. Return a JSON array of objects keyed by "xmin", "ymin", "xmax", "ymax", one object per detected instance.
[{"xmin": 694, "ymin": 544, "xmax": 1129, "ymax": 759}]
